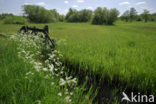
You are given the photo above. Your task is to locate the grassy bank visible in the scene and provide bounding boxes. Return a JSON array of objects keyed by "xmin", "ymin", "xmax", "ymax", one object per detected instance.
[
  {"xmin": 0, "ymin": 21, "xmax": 156, "ymax": 95},
  {"xmin": 0, "ymin": 35, "xmax": 91, "ymax": 104}
]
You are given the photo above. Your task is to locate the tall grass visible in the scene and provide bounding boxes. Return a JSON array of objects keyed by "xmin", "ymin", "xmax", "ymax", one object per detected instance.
[
  {"xmin": 0, "ymin": 21, "xmax": 155, "ymax": 102},
  {"xmin": 0, "ymin": 35, "xmax": 93, "ymax": 104},
  {"xmin": 52, "ymin": 22, "xmax": 156, "ymax": 95}
]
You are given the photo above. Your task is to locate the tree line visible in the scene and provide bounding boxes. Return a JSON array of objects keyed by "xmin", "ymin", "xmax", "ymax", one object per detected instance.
[
  {"xmin": 120, "ymin": 8, "xmax": 156, "ymax": 22},
  {"xmin": 0, "ymin": 5, "xmax": 156, "ymax": 25},
  {"xmin": 22, "ymin": 5, "xmax": 120, "ymax": 25}
]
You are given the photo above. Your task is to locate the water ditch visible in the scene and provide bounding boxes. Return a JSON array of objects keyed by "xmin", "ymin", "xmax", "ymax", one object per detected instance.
[{"xmin": 62, "ymin": 59, "xmax": 152, "ymax": 104}]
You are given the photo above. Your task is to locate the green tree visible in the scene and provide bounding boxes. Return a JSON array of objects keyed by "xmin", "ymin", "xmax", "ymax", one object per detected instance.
[
  {"xmin": 49, "ymin": 9, "xmax": 60, "ymax": 22},
  {"xmin": 65, "ymin": 8, "xmax": 92, "ymax": 22},
  {"xmin": 92, "ymin": 7, "xmax": 105, "ymax": 24},
  {"xmin": 79, "ymin": 9, "xmax": 92, "ymax": 22},
  {"xmin": 92, "ymin": 7, "xmax": 119, "ymax": 25},
  {"xmin": 129, "ymin": 8, "xmax": 137, "ymax": 21},
  {"xmin": 121, "ymin": 10, "xmax": 130, "ymax": 22},
  {"xmin": 23, "ymin": 5, "xmax": 59, "ymax": 23},
  {"xmin": 3, "ymin": 16, "xmax": 27, "ymax": 24},
  {"xmin": 107, "ymin": 8, "xmax": 120, "ymax": 25},
  {"xmin": 0, "ymin": 13, "xmax": 14, "ymax": 20},
  {"xmin": 150, "ymin": 13, "xmax": 156, "ymax": 21},
  {"xmin": 142, "ymin": 9, "xmax": 150, "ymax": 22}
]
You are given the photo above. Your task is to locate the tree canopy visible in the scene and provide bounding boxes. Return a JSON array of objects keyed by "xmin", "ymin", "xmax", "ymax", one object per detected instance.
[
  {"xmin": 65, "ymin": 8, "xmax": 92, "ymax": 22},
  {"xmin": 92, "ymin": 7, "xmax": 119, "ymax": 25},
  {"xmin": 23, "ymin": 5, "xmax": 62, "ymax": 23}
]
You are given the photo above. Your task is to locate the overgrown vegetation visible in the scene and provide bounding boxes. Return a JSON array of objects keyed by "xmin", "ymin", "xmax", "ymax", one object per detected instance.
[
  {"xmin": 1, "ymin": 5, "xmax": 156, "ymax": 25},
  {"xmin": 65, "ymin": 8, "xmax": 92, "ymax": 22},
  {"xmin": 120, "ymin": 8, "xmax": 156, "ymax": 22},
  {"xmin": 0, "ymin": 13, "xmax": 14, "ymax": 20},
  {"xmin": 91, "ymin": 7, "xmax": 119, "ymax": 25},
  {"xmin": 50, "ymin": 22, "xmax": 156, "ymax": 95},
  {"xmin": 3, "ymin": 16, "xmax": 27, "ymax": 24},
  {"xmin": 23, "ymin": 5, "xmax": 63, "ymax": 23},
  {"xmin": 0, "ymin": 34, "xmax": 95, "ymax": 104}
]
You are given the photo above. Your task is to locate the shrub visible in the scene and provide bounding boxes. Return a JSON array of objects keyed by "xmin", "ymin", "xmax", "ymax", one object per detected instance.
[
  {"xmin": 91, "ymin": 7, "xmax": 105, "ymax": 25},
  {"xmin": 91, "ymin": 7, "xmax": 119, "ymax": 25},
  {"xmin": 129, "ymin": 8, "xmax": 137, "ymax": 21},
  {"xmin": 107, "ymin": 8, "xmax": 120, "ymax": 25},
  {"xmin": 3, "ymin": 16, "xmax": 27, "ymax": 24},
  {"xmin": 0, "ymin": 13, "xmax": 14, "ymax": 20},
  {"xmin": 141, "ymin": 9, "xmax": 150, "ymax": 22},
  {"xmin": 65, "ymin": 8, "xmax": 92, "ymax": 22},
  {"xmin": 23, "ymin": 5, "xmax": 62, "ymax": 23},
  {"xmin": 78, "ymin": 9, "xmax": 92, "ymax": 22},
  {"xmin": 120, "ymin": 10, "xmax": 130, "ymax": 22}
]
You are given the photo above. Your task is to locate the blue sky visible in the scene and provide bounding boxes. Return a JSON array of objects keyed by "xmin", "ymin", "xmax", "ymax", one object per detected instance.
[{"xmin": 0, "ymin": 0, "xmax": 156, "ymax": 15}]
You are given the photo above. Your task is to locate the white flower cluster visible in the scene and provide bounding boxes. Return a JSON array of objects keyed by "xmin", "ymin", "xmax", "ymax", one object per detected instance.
[{"xmin": 10, "ymin": 33, "xmax": 77, "ymax": 103}]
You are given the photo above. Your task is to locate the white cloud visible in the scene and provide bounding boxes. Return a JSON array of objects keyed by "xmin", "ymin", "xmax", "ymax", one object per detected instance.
[
  {"xmin": 64, "ymin": 1, "xmax": 69, "ymax": 4},
  {"xmin": 136, "ymin": 2, "xmax": 146, "ymax": 5},
  {"xmin": 36, "ymin": 2, "xmax": 46, "ymax": 6},
  {"xmin": 77, "ymin": 0, "xmax": 84, "ymax": 3},
  {"xmin": 62, "ymin": 9, "xmax": 69, "ymax": 15},
  {"xmin": 119, "ymin": 2, "xmax": 130, "ymax": 5},
  {"xmin": 72, "ymin": 5, "xmax": 78, "ymax": 8},
  {"xmin": 24, "ymin": 3, "xmax": 30, "ymax": 5},
  {"xmin": 86, "ymin": 6, "xmax": 93, "ymax": 10}
]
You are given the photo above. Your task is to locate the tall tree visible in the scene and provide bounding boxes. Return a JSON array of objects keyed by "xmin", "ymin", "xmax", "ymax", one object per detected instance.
[
  {"xmin": 130, "ymin": 8, "xmax": 137, "ymax": 21},
  {"xmin": 142, "ymin": 9, "xmax": 150, "ymax": 22},
  {"xmin": 121, "ymin": 10, "xmax": 130, "ymax": 22},
  {"xmin": 79, "ymin": 9, "xmax": 92, "ymax": 22},
  {"xmin": 65, "ymin": 8, "xmax": 92, "ymax": 22},
  {"xmin": 23, "ymin": 5, "xmax": 61, "ymax": 23},
  {"xmin": 108, "ymin": 8, "xmax": 120, "ymax": 25},
  {"xmin": 92, "ymin": 7, "xmax": 104, "ymax": 24},
  {"xmin": 92, "ymin": 7, "xmax": 119, "ymax": 25}
]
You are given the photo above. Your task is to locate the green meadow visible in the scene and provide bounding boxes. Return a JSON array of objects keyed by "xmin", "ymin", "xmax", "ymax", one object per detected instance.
[{"xmin": 0, "ymin": 21, "xmax": 156, "ymax": 95}]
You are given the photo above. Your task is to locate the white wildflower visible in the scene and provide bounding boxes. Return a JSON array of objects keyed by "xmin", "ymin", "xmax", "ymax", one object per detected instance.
[
  {"xmin": 70, "ymin": 92, "xmax": 73, "ymax": 95},
  {"xmin": 45, "ymin": 60, "xmax": 49, "ymax": 64},
  {"xmin": 58, "ymin": 92, "xmax": 62, "ymax": 96},
  {"xmin": 49, "ymin": 64, "xmax": 54, "ymax": 72},
  {"xmin": 65, "ymin": 96, "xmax": 71, "ymax": 102},
  {"xmin": 26, "ymin": 71, "xmax": 34, "ymax": 76},
  {"xmin": 36, "ymin": 100, "xmax": 41, "ymax": 104},
  {"xmin": 59, "ymin": 78, "xmax": 66, "ymax": 86},
  {"xmin": 43, "ymin": 68, "xmax": 48, "ymax": 71},
  {"xmin": 51, "ymin": 82, "xmax": 54, "ymax": 85},
  {"xmin": 54, "ymin": 68, "xmax": 58, "ymax": 71}
]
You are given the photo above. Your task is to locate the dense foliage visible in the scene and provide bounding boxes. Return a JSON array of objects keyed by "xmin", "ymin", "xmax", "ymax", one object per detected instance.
[
  {"xmin": 0, "ymin": 13, "xmax": 14, "ymax": 20},
  {"xmin": 142, "ymin": 10, "xmax": 150, "ymax": 22},
  {"xmin": 121, "ymin": 8, "xmax": 156, "ymax": 22},
  {"xmin": 150, "ymin": 13, "xmax": 156, "ymax": 21},
  {"xmin": 1, "ymin": 6, "xmax": 156, "ymax": 24},
  {"xmin": 65, "ymin": 8, "xmax": 92, "ymax": 22},
  {"xmin": 23, "ymin": 5, "xmax": 63, "ymax": 23},
  {"xmin": 3, "ymin": 16, "xmax": 27, "ymax": 24},
  {"xmin": 91, "ymin": 7, "xmax": 119, "ymax": 25}
]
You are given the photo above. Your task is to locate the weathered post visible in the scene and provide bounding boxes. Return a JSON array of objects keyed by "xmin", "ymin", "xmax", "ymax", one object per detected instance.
[{"xmin": 44, "ymin": 25, "xmax": 49, "ymax": 34}]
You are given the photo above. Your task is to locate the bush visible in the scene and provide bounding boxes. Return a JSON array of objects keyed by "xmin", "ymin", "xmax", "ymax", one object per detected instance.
[
  {"xmin": 120, "ymin": 10, "xmax": 130, "ymax": 22},
  {"xmin": 78, "ymin": 9, "xmax": 92, "ymax": 22},
  {"xmin": 0, "ymin": 13, "xmax": 14, "ymax": 20},
  {"xmin": 23, "ymin": 5, "xmax": 62, "ymax": 23},
  {"xmin": 129, "ymin": 8, "xmax": 137, "ymax": 21},
  {"xmin": 92, "ymin": 7, "xmax": 119, "ymax": 25},
  {"xmin": 65, "ymin": 8, "xmax": 92, "ymax": 22},
  {"xmin": 3, "ymin": 16, "xmax": 27, "ymax": 24}
]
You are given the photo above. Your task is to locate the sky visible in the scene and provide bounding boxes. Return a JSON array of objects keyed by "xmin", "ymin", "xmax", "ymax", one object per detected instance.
[{"xmin": 0, "ymin": 0, "xmax": 156, "ymax": 15}]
